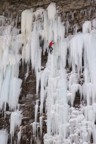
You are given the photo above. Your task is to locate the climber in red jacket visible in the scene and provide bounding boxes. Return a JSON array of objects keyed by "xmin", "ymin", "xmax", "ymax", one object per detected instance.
[{"xmin": 48, "ymin": 40, "xmax": 54, "ymax": 53}]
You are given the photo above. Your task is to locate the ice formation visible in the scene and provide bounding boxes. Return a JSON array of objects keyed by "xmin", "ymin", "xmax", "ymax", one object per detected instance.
[
  {"xmin": 0, "ymin": 2, "xmax": 96, "ymax": 144},
  {"xmin": 34, "ymin": 8, "xmax": 44, "ymax": 21},
  {"xmin": 0, "ymin": 21, "xmax": 22, "ymax": 143},
  {"xmin": 47, "ymin": 3, "xmax": 57, "ymax": 21},
  {"xmin": 82, "ymin": 21, "xmax": 91, "ymax": 33},
  {"xmin": 0, "ymin": 130, "xmax": 8, "ymax": 144},
  {"xmin": 10, "ymin": 111, "xmax": 22, "ymax": 137},
  {"xmin": 19, "ymin": 3, "xmax": 96, "ymax": 143},
  {"xmin": 0, "ymin": 28, "xmax": 22, "ymax": 110},
  {"xmin": 92, "ymin": 18, "xmax": 96, "ymax": 29},
  {"xmin": 21, "ymin": 8, "xmax": 33, "ymax": 45},
  {"xmin": 70, "ymin": 33, "xmax": 84, "ymax": 72},
  {"xmin": 17, "ymin": 127, "xmax": 22, "ymax": 144}
]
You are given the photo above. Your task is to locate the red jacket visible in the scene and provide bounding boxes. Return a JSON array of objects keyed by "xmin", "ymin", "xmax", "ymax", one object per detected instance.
[{"xmin": 49, "ymin": 41, "xmax": 54, "ymax": 47}]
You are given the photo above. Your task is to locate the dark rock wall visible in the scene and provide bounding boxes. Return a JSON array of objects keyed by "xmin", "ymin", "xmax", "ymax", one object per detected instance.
[
  {"xmin": 0, "ymin": 0, "xmax": 96, "ymax": 35},
  {"xmin": 1, "ymin": 0, "xmax": 95, "ymax": 6}
]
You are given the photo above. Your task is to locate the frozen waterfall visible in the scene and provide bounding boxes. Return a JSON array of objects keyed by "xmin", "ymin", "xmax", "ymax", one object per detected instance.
[{"xmin": 0, "ymin": 2, "xmax": 96, "ymax": 144}]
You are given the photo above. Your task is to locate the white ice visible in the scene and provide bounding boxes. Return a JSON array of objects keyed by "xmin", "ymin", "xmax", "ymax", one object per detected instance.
[
  {"xmin": 0, "ymin": 130, "xmax": 8, "ymax": 144},
  {"xmin": 10, "ymin": 110, "xmax": 22, "ymax": 137},
  {"xmin": 47, "ymin": 3, "xmax": 57, "ymax": 21},
  {"xmin": 0, "ymin": 2, "xmax": 96, "ymax": 144}
]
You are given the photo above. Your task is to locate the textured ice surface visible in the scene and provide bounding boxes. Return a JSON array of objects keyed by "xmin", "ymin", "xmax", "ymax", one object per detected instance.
[{"xmin": 0, "ymin": 2, "xmax": 96, "ymax": 144}]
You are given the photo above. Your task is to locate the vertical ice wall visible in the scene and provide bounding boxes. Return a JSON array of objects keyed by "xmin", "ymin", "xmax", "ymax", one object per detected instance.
[
  {"xmin": 0, "ymin": 2, "xmax": 96, "ymax": 144},
  {"xmin": 0, "ymin": 26, "xmax": 22, "ymax": 111},
  {"xmin": 0, "ymin": 21, "xmax": 22, "ymax": 143},
  {"xmin": 21, "ymin": 3, "xmax": 96, "ymax": 144},
  {"xmin": 30, "ymin": 3, "xmax": 69, "ymax": 144}
]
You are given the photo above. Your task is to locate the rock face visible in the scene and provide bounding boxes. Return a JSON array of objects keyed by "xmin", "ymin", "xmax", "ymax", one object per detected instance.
[
  {"xmin": 1, "ymin": 0, "xmax": 95, "ymax": 6},
  {"xmin": 0, "ymin": 0, "xmax": 96, "ymax": 35}
]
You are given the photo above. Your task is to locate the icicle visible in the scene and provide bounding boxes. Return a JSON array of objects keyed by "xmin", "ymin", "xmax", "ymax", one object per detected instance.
[
  {"xmin": 17, "ymin": 126, "xmax": 22, "ymax": 144},
  {"xmin": 35, "ymin": 100, "xmax": 39, "ymax": 123},
  {"xmin": 83, "ymin": 68, "xmax": 90, "ymax": 83},
  {"xmin": 10, "ymin": 110, "xmax": 22, "ymax": 137},
  {"xmin": 82, "ymin": 21, "xmax": 91, "ymax": 33},
  {"xmin": 25, "ymin": 41, "xmax": 31, "ymax": 64},
  {"xmin": 30, "ymin": 23, "xmax": 41, "ymax": 73},
  {"xmin": 0, "ymin": 66, "xmax": 11, "ymax": 110},
  {"xmin": 70, "ymin": 33, "xmax": 84, "ymax": 72},
  {"xmin": 0, "ymin": 16, "xmax": 5, "ymax": 25},
  {"xmin": 36, "ymin": 71, "xmax": 41, "ymax": 95},
  {"xmin": 8, "ymin": 76, "xmax": 22, "ymax": 110},
  {"xmin": 40, "ymin": 67, "xmax": 50, "ymax": 114},
  {"xmin": 44, "ymin": 11, "xmax": 48, "ymax": 41},
  {"xmin": 57, "ymin": 17, "xmax": 65, "ymax": 40},
  {"xmin": 21, "ymin": 8, "xmax": 33, "ymax": 45},
  {"xmin": 0, "ymin": 130, "xmax": 8, "ymax": 144},
  {"xmin": 93, "ymin": 125, "xmax": 96, "ymax": 143},
  {"xmin": 25, "ymin": 65, "xmax": 29, "ymax": 80},
  {"xmin": 40, "ymin": 116, "xmax": 43, "ymax": 136},
  {"xmin": 32, "ymin": 122, "xmax": 37, "ymax": 136},
  {"xmin": 60, "ymin": 39, "xmax": 68, "ymax": 68},
  {"xmin": 53, "ymin": 19, "xmax": 58, "ymax": 43},
  {"xmin": 47, "ymin": 3, "xmax": 56, "ymax": 21},
  {"xmin": 92, "ymin": 18, "xmax": 96, "ymax": 29}
]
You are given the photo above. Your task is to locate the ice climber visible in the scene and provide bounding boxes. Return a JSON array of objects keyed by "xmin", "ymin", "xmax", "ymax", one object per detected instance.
[{"xmin": 48, "ymin": 40, "xmax": 54, "ymax": 53}]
